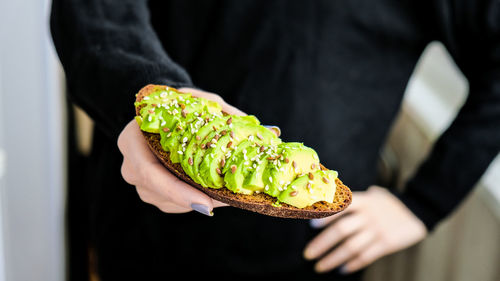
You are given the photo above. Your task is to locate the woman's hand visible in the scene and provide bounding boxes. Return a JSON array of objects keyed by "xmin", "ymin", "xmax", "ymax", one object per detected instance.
[
  {"xmin": 117, "ymin": 87, "xmax": 244, "ymax": 216},
  {"xmin": 303, "ymin": 186, "xmax": 427, "ymax": 274}
]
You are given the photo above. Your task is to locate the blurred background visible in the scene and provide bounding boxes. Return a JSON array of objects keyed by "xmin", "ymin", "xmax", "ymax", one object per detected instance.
[{"xmin": 0, "ymin": 1, "xmax": 498, "ymax": 281}]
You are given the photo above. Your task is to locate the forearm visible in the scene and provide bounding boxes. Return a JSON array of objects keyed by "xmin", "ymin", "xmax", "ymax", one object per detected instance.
[{"xmin": 50, "ymin": 0, "xmax": 194, "ymax": 139}]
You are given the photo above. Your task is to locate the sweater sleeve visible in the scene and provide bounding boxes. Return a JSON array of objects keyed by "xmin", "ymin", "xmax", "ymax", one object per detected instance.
[
  {"xmin": 392, "ymin": 0, "xmax": 500, "ymax": 231},
  {"xmin": 50, "ymin": 0, "xmax": 194, "ymax": 139}
]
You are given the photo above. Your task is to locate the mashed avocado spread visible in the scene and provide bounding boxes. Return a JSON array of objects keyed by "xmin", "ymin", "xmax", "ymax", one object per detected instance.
[{"xmin": 135, "ymin": 86, "xmax": 338, "ymax": 208}]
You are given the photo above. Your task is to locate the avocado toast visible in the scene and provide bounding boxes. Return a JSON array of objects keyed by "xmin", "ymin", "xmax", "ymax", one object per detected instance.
[{"xmin": 134, "ymin": 84, "xmax": 352, "ymax": 219}]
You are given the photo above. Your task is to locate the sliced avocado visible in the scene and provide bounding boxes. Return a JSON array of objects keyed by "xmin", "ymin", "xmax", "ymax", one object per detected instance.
[
  {"xmin": 159, "ymin": 96, "xmax": 215, "ymax": 163},
  {"xmin": 136, "ymin": 89, "xmax": 191, "ymax": 133},
  {"xmin": 197, "ymin": 133, "xmax": 232, "ymax": 188},
  {"xmin": 199, "ymin": 115, "xmax": 275, "ymax": 189},
  {"xmin": 182, "ymin": 115, "xmax": 231, "ymax": 184},
  {"xmin": 278, "ymin": 170, "xmax": 338, "ymax": 208},
  {"xmin": 242, "ymin": 144, "xmax": 271, "ymax": 191},
  {"xmin": 263, "ymin": 142, "xmax": 320, "ymax": 197},
  {"xmin": 224, "ymin": 144, "xmax": 263, "ymax": 194}
]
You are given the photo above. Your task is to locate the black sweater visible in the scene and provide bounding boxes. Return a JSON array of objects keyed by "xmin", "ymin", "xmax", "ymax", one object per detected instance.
[{"xmin": 50, "ymin": 0, "xmax": 500, "ymax": 280}]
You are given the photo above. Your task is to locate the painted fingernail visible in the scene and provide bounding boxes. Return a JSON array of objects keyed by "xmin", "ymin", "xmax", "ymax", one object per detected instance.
[
  {"xmin": 191, "ymin": 203, "xmax": 214, "ymax": 216},
  {"xmin": 338, "ymin": 265, "xmax": 349, "ymax": 275},
  {"xmin": 309, "ymin": 219, "xmax": 325, "ymax": 229},
  {"xmin": 263, "ymin": 125, "xmax": 281, "ymax": 137}
]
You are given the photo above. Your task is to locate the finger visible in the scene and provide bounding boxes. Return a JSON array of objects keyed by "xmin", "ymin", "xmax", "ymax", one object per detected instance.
[
  {"xmin": 263, "ymin": 125, "xmax": 281, "ymax": 137},
  {"xmin": 118, "ymin": 120, "xmax": 159, "ymax": 165},
  {"xmin": 136, "ymin": 162, "xmax": 216, "ymax": 215},
  {"xmin": 310, "ymin": 191, "xmax": 368, "ymax": 228},
  {"xmin": 315, "ymin": 229, "xmax": 376, "ymax": 273},
  {"xmin": 213, "ymin": 200, "xmax": 229, "ymax": 208},
  {"xmin": 341, "ymin": 242, "xmax": 385, "ymax": 274},
  {"xmin": 310, "ymin": 212, "xmax": 346, "ymax": 229},
  {"xmin": 304, "ymin": 213, "xmax": 366, "ymax": 260},
  {"xmin": 178, "ymin": 87, "xmax": 247, "ymax": 116}
]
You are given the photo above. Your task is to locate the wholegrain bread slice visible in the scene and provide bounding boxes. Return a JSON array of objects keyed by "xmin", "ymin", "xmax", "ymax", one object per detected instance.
[{"xmin": 135, "ymin": 84, "xmax": 352, "ymax": 219}]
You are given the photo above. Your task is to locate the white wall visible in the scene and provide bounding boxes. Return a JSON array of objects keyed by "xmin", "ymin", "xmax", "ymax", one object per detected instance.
[{"xmin": 0, "ymin": 0, "xmax": 66, "ymax": 280}]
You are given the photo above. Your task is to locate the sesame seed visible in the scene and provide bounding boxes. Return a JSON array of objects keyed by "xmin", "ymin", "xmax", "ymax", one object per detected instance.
[
  {"xmin": 216, "ymin": 168, "xmax": 222, "ymax": 175},
  {"xmin": 256, "ymin": 133, "xmax": 263, "ymax": 140},
  {"xmin": 177, "ymin": 151, "xmax": 183, "ymax": 155},
  {"xmin": 311, "ymin": 163, "xmax": 316, "ymax": 170},
  {"xmin": 308, "ymin": 172, "xmax": 314, "ymax": 180},
  {"xmin": 322, "ymin": 177, "xmax": 330, "ymax": 184},
  {"xmin": 188, "ymin": 157, "xmax": 193, "ymax": 165},
  {"xmin": 269, "ymin": 177, "xmax": 273, "ymax": 183},
  {"xmin": 290, "ymin": 191, "xmax": 298, "ymax": 197},
  {"xmin": 148, "ymin": 115, "xmax": 153, "ymax": 122},
  {"xmin": 227, "ymin": 117, "xmax": 232, "ymax": 125},
  {"xmin": 227, "ymin": 141, "xmax": 233, "ymax": 148},
  {"xmin": 162, "ymin": 127, "xmax": 170, "ymax": 133},
  {"xmin": 292, "ymin": 161, "xmax": 297, "ymax": 169},
  {"xmin": 231, "ymin": 165, "xmax": 237, "ymax": 173},
  {"xmin": 284, "ymin": 158, "xmax": 290, "ymax": 163},
  {"xmin": 196, "ymin": 135, "xmax": 201, "ymax": 141},
  {"xmin": 265, "ymin": 185, "xmax": 269, "ymax": 191}
]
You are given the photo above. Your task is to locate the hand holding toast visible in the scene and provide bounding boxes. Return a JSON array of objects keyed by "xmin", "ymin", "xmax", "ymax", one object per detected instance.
[{"xmin": 117, "ymin": 87, "xmax": 241, "ymax": 215}]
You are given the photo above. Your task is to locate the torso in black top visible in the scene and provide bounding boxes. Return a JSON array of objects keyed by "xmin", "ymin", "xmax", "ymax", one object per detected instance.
[{"xmin": 50, "ymin": 0, "xmax": 500, "ymax": 280}]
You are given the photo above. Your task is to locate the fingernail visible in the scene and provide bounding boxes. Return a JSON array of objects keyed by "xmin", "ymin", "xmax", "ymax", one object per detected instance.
[
  {"xmin": 339, "ymin": 265, "xmax": 349, "ymax": 275},
  {"xmin": 309, "ymin": 219, "xmax": 325, "ymax": 229},
  {"xmin": 263, "ymin": 125, "xmax": 281, "ymax": 137},
  {"xmin": 191, "ymin": 203, "xmax": 214, "ymax": 216}
]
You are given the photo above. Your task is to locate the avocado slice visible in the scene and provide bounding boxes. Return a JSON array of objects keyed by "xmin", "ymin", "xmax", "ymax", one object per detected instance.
[
  {"xmin": 197, "ymin": 115, "xmax": 264, "ymax": 188},
  {"xmin": 223, "ymin": 143, "xmax": 264, "ymax": 194},
  {"xmin": 263, "ymin": 142, "xmax": 320, "ymax": 197},
  {"xmin": 159, "ymin": 96, "xmax": 216, "ymax": 163},
  {"xmin": 278, "ymin": 170, "xmax": 338, "ymax": 208},
  {"xmin": 242, "ymin": 144, "xmax": 273, "ymax": 191},
  {"xmin": 136, "ymin": 89, "xmax": 191, "ymax": 133},
  {"xmin": 182, "ymin": 115, "xmax": 231, "ymax": 185}
]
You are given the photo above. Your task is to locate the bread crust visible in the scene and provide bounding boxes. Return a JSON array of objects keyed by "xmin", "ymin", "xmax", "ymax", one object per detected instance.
[{"xmin": 135, "ymin": 84, "xmax": 352, "ymax": 218}]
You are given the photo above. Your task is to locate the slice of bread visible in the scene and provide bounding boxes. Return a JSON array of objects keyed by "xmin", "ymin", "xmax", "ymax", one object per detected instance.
[{"xmin": 135, "ymin": 84, "xmax": 352, "ymax": 219}]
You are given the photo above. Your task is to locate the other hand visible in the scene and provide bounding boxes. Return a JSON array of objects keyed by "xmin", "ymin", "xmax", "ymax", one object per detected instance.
[{"xmin": 303, "ymin": 186, "xmax": 427, "ymax": 274}]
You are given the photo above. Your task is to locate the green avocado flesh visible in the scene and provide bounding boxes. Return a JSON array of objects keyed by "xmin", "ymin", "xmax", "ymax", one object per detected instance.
[{"xmin": 135, "ymin": 87, "xmax": 338, "ymax": 208}]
